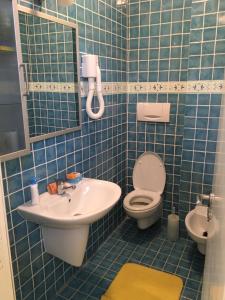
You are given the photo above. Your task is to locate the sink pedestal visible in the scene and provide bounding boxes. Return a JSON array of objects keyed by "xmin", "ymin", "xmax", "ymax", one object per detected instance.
[{"xmin": 42, "ymin": 225, "xmax": 89, "ymax": 266}]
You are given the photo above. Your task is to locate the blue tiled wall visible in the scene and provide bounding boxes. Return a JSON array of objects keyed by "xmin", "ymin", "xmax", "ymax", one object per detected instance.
[
  {"xmin": 127, "ymin": 0, "xmax": 191, "ymax": 221},
  {"xmin": 188, "ymin": 0, "xmax": 225, "ymax": 81},
  {"xmin": 128, "ymin": 0, "xmax": 192, "ymax": 82},
  {"xmin": 2, "ymin": 0, "xmax": 225, "ymax": 298},
  {"xmin": 2, "ymin": 1, "xmax": 127, "ymax": 299},
  {"xmin": 178, "ymin": 0, "xmax": 225, "ymax": 229},
  {"xmin": 127, "ymin": 0, "xmax": 224, "ymax": 228},
  {"xmin": 127, "ymin": 93, "xmax": 185, "ymax": 219},
  {"xmin": 179, "ymin": 94, "xmax": 221, "ymax": 231}
]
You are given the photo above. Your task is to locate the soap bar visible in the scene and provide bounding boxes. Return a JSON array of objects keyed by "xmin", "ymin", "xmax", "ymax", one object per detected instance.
[{"xmin": 167, "ymin": 213, "xmax": 179, "ymax": 242}]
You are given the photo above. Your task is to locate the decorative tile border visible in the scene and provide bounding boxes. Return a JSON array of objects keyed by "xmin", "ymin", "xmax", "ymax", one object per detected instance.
[
  {"xmin": 29, "ymin": 81, "xmax": 127, "ymax": 96},
  {"xmin": 80, "ymin": 81, "xmax": 127, "ymax": 96},
  {"xmin": 116, "ymin": 0, "xmax": 128, "ymax": 5},
  {"xmin": 187, "ymin": 81, "xmax": 225, "ymax": 94},
  {"xmin": 29, "ymin": 82, "xmax": 78, "ymax": 93},
  {"xmin": 128, "ymin": 80, "xmax": 225, "ymax": 94},
  {"xmin": 29, "ymin": 80, "xmax": 225, "ymax": 95}
]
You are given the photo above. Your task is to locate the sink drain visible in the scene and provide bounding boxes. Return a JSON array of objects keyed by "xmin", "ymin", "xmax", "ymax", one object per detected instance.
[
  {"xmin": 203, "ymin": 231, "xmax": 208, "ymax": 237},
  {"xmin": 73, "ymin": 213, "xmax": 82, "ymax": 216}
]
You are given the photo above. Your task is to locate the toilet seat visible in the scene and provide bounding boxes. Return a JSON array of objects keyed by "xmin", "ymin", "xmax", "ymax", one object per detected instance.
[
  {"xmin": 133, "ymin": 152, "xmax": 166, "ymax": 193},
  {"xmin": 123, "ymin": 190, "xmax": 161, "ymax": 212}
]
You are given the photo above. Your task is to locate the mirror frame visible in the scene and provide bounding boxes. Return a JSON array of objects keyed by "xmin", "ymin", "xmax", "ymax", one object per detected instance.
[
  {"xmin": 17, "ymin": 5, "xmax": 82, "ymax": 143},
  {"xmin": 0, "ymin": 0, "xmax": 30, "ymax": 162}
]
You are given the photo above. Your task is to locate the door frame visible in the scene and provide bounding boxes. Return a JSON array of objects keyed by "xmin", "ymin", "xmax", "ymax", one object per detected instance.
[{"xmin": 0, "ymin": 164, "xmax": 16, "ymax": 300}]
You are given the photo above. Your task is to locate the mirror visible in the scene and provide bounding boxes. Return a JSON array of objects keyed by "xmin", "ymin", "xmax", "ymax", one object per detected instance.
[
  {"xmin": 0, "ymin": 0, "xmax": 30, "ymax": 161},
  {"xmin": 18, "ymin": 6, "xmax": 81, "ymax": 142}
]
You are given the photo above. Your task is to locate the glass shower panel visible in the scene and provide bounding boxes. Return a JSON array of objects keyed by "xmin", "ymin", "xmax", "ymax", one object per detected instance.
[{"xmin": 0, "ymin": 0, "xmax": 28, "ymax": 157}]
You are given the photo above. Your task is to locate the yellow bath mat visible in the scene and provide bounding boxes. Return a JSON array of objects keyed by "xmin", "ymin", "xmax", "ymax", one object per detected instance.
[{"xmin": 101, "ymin": 263, "xmax": 183, "ymax": 300}]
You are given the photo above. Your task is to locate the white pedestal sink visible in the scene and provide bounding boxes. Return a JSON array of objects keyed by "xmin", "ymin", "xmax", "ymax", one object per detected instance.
[{"xmin": 17, "ymin": 178, "xmax": 121, "ymax": 266}]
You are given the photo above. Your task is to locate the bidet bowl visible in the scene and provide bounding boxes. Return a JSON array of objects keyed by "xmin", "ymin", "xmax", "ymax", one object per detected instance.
[{"xmin": 185, "ymin": 206, "xmax": 208, "ymax": 254}]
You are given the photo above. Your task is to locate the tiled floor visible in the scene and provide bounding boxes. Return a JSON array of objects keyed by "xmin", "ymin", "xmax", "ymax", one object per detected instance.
[{"xmin": 56, "ymin": 219, "xmax": 204, "ymax": 300}]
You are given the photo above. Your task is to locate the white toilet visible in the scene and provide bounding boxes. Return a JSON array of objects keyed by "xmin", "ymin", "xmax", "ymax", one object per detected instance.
[{"xmin": 123, "ymin": 152, "xmax": 166, "ymax": 230}]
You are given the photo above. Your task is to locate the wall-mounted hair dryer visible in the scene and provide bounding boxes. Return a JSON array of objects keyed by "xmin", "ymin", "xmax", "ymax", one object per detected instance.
[{"xmin": 82, "ymin": 55, "xmax": 105, "ymax": 119}]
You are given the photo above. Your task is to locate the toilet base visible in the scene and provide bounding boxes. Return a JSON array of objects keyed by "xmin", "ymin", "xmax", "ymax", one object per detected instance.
[
  {"xmin": 137, "ymin": 203, "xmax": 162, "ymax": 230},
  {"xmin": 137, "ymin": 217, "xmax": 156, "ymax": 230},
  {"xmin": 197, "ymin": 243, "xmax": 206, "ymax": 255}
]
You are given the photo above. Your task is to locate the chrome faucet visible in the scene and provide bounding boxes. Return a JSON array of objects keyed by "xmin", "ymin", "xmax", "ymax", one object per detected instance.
[
  {"xmin": 57, "ymin": 180, "xmax": 65, "ymax": 195},
  {"xmin": 56, "ymin": 180, "xmax": 75, "ymax": 202},
  {"xmin": 196, "ymin": 193, "xmax": 214, "ymax": 221}
]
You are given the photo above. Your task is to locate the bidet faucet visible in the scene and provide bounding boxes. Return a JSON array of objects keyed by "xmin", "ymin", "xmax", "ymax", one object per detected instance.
[{"xmin": 196, "ymin": 193, "xmax": 215, "ymax": 221}]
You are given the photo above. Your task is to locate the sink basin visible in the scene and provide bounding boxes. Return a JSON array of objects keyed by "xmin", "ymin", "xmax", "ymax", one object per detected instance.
[
  {"xmin": 18, "ymin": 178, "xmax": 121, "ymax": 266},
  {"xmin": 18, "ymin": 178, "xmax": 121, "ymax": 228}
]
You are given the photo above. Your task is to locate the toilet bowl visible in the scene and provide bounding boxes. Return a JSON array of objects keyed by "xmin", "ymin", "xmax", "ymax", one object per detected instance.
[
  {"xmin": 123, "ymin": 152, "xmax": 166, "ymax": 230},
  {"xmin": 185, "ymin": 206, "xmax": 208, "ymax": 255}
]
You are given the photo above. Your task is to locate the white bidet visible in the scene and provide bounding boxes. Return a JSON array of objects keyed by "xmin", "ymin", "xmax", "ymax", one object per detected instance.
[{"xmin": 185, "ymin": 206, "xmax": 208, "ymax": 255}]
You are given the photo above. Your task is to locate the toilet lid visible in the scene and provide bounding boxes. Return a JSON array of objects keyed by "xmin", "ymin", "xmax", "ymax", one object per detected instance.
[{"xmin": 133, "ymin": 152, "xmax": 166, "ymax": 193}]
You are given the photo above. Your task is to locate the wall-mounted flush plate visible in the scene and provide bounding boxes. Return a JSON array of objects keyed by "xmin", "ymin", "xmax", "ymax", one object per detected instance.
[{"xmin": 137, "ymin": 103, "xmax": 171, "ymax": 122}]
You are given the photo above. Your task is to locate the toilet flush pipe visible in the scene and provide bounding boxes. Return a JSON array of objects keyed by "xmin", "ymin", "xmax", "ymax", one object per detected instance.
[{"xmin": 85, "ymin": 62, "xmax": 105, "ymax": 120}]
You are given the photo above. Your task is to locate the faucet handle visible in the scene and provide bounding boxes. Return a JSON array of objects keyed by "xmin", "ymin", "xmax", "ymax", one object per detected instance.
[
  {"xmin": 196, "ymin": 193, "xmax": 215, "ymax": 206},
  {"xmin": 196, "ymin": 197, "xmax": 202, "ymax": 206},
  {"xmin": 209, "ymin": 193, "xmax": 215, "ymax": 205},
  {"xmin": 196, "ymin": 194, "xmax": 206, "ymax": 205}
]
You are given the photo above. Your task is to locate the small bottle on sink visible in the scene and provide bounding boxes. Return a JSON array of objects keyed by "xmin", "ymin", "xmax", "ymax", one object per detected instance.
[{"xmin": 30, "ymin": 177, "xmax": 40, "ymax": 205}]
